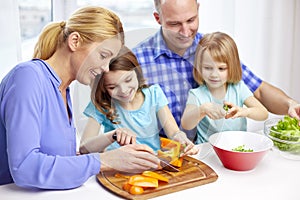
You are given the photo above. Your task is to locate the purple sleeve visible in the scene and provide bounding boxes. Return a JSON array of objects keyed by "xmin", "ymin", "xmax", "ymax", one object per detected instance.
[{"xmin": 3, "ymin": 65, "xmax": 100, "ymax": 189}]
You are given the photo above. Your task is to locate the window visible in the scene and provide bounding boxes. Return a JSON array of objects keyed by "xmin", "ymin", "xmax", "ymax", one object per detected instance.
[
  {"xmin": 76, "ymin": 0, "xmax": 157, "ymax": 31},
  {"xmin": 18, "ymin": 0, "xmax": 158, "ymax": 60},
  {"xmin": 18, "ymin": 0, "xmax": 52, "ymax": 60}
]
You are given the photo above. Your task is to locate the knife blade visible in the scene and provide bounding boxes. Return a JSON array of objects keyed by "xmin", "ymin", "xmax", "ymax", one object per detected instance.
[
  {"xmin": 112, "ymin": 133, "xmax": 180, "ymax": 172},
  {"xmin": 158, "ymin": 157, "xmax": 180, "ymax": 172}
]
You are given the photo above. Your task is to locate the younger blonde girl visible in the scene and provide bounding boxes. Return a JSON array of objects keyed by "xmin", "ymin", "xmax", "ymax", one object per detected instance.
[{"xmin": 181, "ymin": 32, "xmax": 268, "ymax": 144}]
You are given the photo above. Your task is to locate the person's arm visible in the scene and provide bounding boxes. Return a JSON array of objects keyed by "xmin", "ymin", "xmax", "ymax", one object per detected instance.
[
  {"xmin": 254, "ymin": 81, "xmax": 298, "ymax": 116},
  {"xmin": 243, "ymin": 96, "xmax": 269, "ymax": 120},
  {"xmin": 181, "ymin": 102, "xmax": 226, "ymax": 130},
  {"xmin": 157, "ymin": 105, "xmax": 199, "ymax": 156},
  {"xmin": 181, "ymin": 104, "xmax": 204, "ymax": 130},
  {"xmin": 80, "ymin": 117, "xmax": 138, "ymax": 154},
  {"xmin": 224, "ymin": 96, "xmax": 268, "ymax": 121},
  {"xmin": 243, "ymin": 63, "xmax": 300, "ymax": 122},
  {"xmin": 79, "ymin": 117, "xmax": 115, "ymax": 154},
  {"xmin": 157, "ymin": 105, "xmax": 180, "ymax": 138}
]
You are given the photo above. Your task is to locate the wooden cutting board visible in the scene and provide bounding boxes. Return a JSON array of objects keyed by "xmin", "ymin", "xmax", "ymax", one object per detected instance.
[{"xmin": 96, "ymin": 156, "xmax": 218, "ymax": 200}]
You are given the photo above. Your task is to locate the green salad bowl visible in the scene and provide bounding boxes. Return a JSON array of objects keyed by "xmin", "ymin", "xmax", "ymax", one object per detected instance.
[{"xmin": 264, "ymin": 117, "xmax": 300, "ymax": 160}]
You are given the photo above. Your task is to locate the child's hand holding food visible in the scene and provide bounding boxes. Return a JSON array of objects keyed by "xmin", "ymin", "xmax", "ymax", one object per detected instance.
[{"xmin": 171, "ymin": 131, "xmax": 199, "ymax": 156}]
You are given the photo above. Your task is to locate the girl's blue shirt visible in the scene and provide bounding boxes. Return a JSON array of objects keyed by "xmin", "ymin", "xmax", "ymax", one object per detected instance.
[
  {"xmin": 186, "ymin": 81, "xmax": 253, "ymax": 144},
  {"xmin": 84, "ymin": 84, "xmax": 169, "ymax": 152}
]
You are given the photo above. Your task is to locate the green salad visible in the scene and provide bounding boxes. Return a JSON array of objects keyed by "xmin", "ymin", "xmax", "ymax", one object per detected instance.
[
  {"xmin": 232, "ymin": 145, "xmax": 253, "ymax": 152},
  {"xmin": 223, "ymin": 104, "xmax": 229, "ymax": 112},
  {"xmin": 269, "ymin": 116, "xmax": 300, "ymax": 154}
]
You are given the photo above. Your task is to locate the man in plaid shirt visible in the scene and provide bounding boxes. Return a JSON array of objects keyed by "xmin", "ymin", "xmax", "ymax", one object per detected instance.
[{"xmin": 132, "ymin": 0, "xmax": 300, "ymax": 140}]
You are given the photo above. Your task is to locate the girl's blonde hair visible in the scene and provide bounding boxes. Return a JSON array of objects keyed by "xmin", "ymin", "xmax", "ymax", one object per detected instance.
[
  {"xmin": 193, "ymin": 32, "xmax": 242, "ymax": 85},
  {"xmin": 91, "ymin": 46, "xmax": 148, "ymax": 124},
  {"xmin": 33, "ymin": 6, "xmax": 124, "ymax": 60}
]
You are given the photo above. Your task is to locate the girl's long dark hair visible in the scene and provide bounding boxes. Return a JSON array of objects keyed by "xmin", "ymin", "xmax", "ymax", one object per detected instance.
[{"xmin": 91, "ymin": 46, "xmax": 148, "ymax": 124}]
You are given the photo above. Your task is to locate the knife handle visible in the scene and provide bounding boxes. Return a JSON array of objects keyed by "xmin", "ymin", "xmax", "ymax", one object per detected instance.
[
  {"xmin": 112, "ymin": 132, "xmax": 136, "ymax": 144},
  {"xmin": 112, "ymin": 133, "xmax": 117, "ymax": 140}
]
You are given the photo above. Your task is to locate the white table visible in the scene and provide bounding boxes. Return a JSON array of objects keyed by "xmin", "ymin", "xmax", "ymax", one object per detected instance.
[{"xmin": 1, "ymin": 143, "xmax": 299, "ymax": 200}]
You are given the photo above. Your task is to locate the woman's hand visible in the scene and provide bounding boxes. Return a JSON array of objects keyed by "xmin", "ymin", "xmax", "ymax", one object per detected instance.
[{"xmin": 99, "ymin": 144, "xmax": 160, "ymax": 173}]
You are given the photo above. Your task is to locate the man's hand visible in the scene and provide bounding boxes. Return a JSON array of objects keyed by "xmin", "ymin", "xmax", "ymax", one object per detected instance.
[{"xmin": 288, "ymin": 101, "xmax": 300, "ymax": 125}]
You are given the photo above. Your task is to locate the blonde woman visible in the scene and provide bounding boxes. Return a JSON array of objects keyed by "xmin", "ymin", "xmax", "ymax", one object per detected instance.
[
  {"xmin": 0, "ymin": 6, "xmax": 159, "ymax": 189},
  {"xmin": 181, "ymin": 32, "xmax": 268, "ymax": 144}
]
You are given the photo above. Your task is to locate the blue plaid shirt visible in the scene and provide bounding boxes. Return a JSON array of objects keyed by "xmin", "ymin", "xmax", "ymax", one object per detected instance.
[{"xmin": 132, "ymin": 29, "xmax": 262, "ymax": 133}]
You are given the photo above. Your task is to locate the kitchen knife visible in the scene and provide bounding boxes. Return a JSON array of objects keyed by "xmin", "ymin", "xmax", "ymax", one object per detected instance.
[
  {"xmin": 158, "ymin": 157, "xmax": 180, "ymax": 172},
  {"xmin": 112, "ymin": 133, "xmax": 180, "ymax": 172}
]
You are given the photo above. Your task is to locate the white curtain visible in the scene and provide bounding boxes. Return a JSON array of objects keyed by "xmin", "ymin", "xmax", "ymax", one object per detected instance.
[
  {"xmin": 200, "ymin": 0, "xmax": 300, "ymax": 102},
  {"xmin": 0, "ymin": 0, "xmax": 21, "ymax": 80}
]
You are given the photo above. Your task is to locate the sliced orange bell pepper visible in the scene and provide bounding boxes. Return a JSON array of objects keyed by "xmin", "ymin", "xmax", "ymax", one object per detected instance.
[
  {"xmin": 160, "ymin": 137, "xmax": 180, "ymax": 150},
  {"xmin": 122, "ymin": 181, "xmax": 144, "ymax": 195},
  {"xmin": 142, "ymin": 171, "xmax": 169, "ymax": 183},
  {"xmin": 115, "ymin": 173, "xmax": 130, "ymax": 179},
  {"xmin": 159, "ymin": 137, "xmax": 182, "ymax": 166},
  {"xmin": 129, "ymin": 185, "xmax": 144, "ymax": 195},
  {"xmin": 169, "ymin": 156, "xmax": 183, "ymax": 167},
  {"xmin": 128, "ymin": 175, "xmax": 158, "ymax": 188},
  {"xmin": 122, "ymin": 181, "xmax": 132, "ymax": 192}
]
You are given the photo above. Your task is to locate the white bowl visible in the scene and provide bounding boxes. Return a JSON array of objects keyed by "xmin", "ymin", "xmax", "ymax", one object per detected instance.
[{"xmin": 209, "ymin": 131, "xmax": 273, "ymax": 171}]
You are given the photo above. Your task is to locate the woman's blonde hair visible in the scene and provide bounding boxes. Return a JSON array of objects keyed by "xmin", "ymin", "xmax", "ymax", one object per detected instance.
[
  {"xmin": 193, "ymin": 32, "xmax": 242, "ymax": 85},
  {"xmin": 91, "ymin": 46, "xmax": 148, "ymax": 124},
  {"xmin": 33, "ymin": 6, "xmax": 124, "ymax": 60}
]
